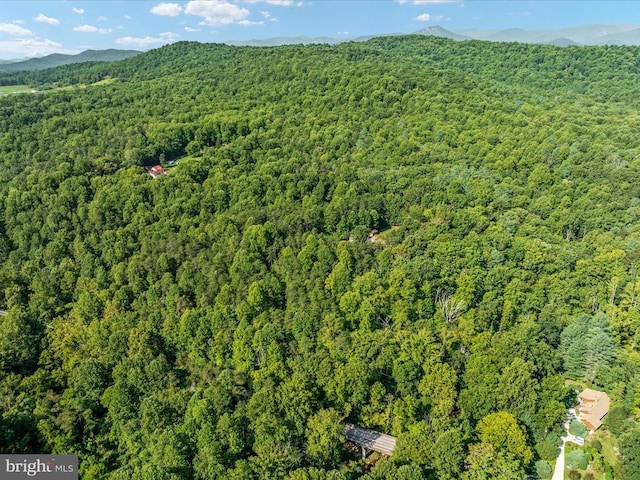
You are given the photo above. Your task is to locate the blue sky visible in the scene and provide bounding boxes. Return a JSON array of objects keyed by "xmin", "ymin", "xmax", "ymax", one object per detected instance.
[{"xmin": 1, "ymin": 1, "xmax": 639, "ymax": 59}]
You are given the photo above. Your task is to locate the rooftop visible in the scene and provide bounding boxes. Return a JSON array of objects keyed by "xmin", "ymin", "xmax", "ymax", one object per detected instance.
[
  {"xmin": 345, "ymin": 424, "xmax": 396, "ymax": 456},
  {"xmin": 578, "ymin": 388, "xmax": 610, "ymax": 431}
]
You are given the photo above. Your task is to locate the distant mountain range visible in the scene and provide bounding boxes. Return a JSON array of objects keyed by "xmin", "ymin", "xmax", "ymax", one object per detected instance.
[
  {"xmin": 436, "ymin": 23, "xmax": 640, "ymax": 46},
  {"xmin": 226, "ymin": 36, "xmax": 345, "ymax": 47},
  {"xmin": 227, "ymin": 23, "xmax": 640, "ymax": 48},
  {"xmin": 1, "ymin": 23, "xmax": 638, "ymax": 73},
  {"xmin": 0, "ymin": 58, "xmax": 25, "ymax": 65},
  {"xmin": 0, "ymin": 49, "xmax": 141, "ymax": 72}
]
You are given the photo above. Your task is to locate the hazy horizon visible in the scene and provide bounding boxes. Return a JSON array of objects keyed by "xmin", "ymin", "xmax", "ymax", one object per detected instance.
[{"xmin": 2, "ymin": 1, "xmax": 640, "ymax": 59}]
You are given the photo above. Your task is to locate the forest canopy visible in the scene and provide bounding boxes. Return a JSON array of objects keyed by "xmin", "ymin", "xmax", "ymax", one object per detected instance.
[{"xmin": 2, "ymin": 36, "xmax": 640, "ymax": 479}]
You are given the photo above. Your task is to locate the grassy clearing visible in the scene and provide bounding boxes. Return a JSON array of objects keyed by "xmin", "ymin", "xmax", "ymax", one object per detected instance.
[
  {"xmin": 0, "ymin": 78, "xmax": 116, "ymax": 97},
  {"xmin": 92, "ymin": 77, "xmax": 116, "ymax": 86},
  {"xmin": 0, "ymin": 85, "xmax": 32, "ymax": 95},
  {"xmin": 51, "ymin": 77, "xmax": 117, "ymax": 92},
  {"xmin": 594, "ymin": 430, "xmax": 618, "ymax": 474}
]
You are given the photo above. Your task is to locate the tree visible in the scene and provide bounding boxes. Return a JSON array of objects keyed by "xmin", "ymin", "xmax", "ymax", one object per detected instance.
[
  {"xmin": 560, "ymin": 313, "xmax": 615, "ymax": 382},
  {"xmin": 477, "ymin": 412, "xmax": 533, "ymax": 465},
  {"xmin": 431, "ymin": 428, "xmax": 465, "ymax": 480},
  {"xmin": 535, "ymin": 433, "xmax": 561, "ymax": 462},
  {"xmin": 286, "ymin": 468, "xmax": 348, "ymax": 480},
  {"xmin": 569, "ymin": 419, "xmax": 588, "ymax": 439},
  {"xmin": 566, "ymin": 449, "xmax": 588, "ymax": 470},
  {"xmin": 0, "ymin": 308, "xmax": 41, "ymax": 374},
  {"xmin": 535, "ymin": 460, "xmax": 553, "ymax": 479},
  {"xmin": 462, "ymin": 442, "xmax": 524, "ymax": 480},
  {"xmin": 535, "ymin": 376, "xmax": 568, "ymax": 434},
  {"xmin": 250, "ymin": 438, "xmax": 303, "ymax": 480},
  {"xmin": 459, "ymin": 352, "xmax": 499, "ymax": 421},
  {"xmin": 418, "ymin": 360, "xmax": 457, "ymax": 429},
  {"xmin": 568, "ymin": 469, "xmax": 581, "ymax": 480},
  {"xmin": 496, "ymin": 358, "xmax": 538, "ymax": 418},
  {"xmin": 605, "ymin": 404, "xmax": 632, "ymax": 435},
  {"xmin": 305, "ymin": 409, "xmax": 344, "ymax": 468},
  {"xmin": 360, "ymin": 459, "xmax": 426, "ymax": 480},
  {"xmin": 393, "ymin": 421, "xmax": 433, "ymax": 467},
  {"xmin": 619, "ymin": 428, "xmax": 640, "ymax": 480}
]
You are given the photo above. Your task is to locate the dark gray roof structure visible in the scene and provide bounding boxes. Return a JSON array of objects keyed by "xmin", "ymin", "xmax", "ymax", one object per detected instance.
[{"xmin": 345, "ymin": 424, "xmax": 397, "ymax": 456}]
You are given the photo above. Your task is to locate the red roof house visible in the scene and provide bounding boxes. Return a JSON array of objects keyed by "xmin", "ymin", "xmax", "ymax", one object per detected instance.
[{"xmin": 147, "ymin": 165, "xmax": 167, "ymax": 178}]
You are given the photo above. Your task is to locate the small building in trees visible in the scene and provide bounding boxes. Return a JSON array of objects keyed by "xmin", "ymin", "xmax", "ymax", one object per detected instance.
[
  {"xmin": 345, "ymin": 424, "xmax": 396, "ymax": 459},
  {"xmin": 146, "ymin": 165, "xmax": 168, "ymax": 178},
  {"xmin": 577, "ymin": 388, "xmax": 610, "ymax": 431},
  {"xmin": 367, "ymin": 229, "xmax": 386, "ymax": 245}
]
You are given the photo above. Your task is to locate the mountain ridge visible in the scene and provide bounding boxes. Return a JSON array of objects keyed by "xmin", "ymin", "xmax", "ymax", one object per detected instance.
[
  {"xmin": 0, "ymin": 49, "xmax": 141, "ymax": 72},
  {"xmin": 422, "ymin": 23, "xmax": 640, "ymax": 46},
  {"xmin": 223, "ymin": 23, "xmax": 640, "ymax": 48}
]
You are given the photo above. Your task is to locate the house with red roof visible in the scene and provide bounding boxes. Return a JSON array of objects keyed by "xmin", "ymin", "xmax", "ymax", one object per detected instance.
[{"xmin": 146, "ymin": 165, "xmax": 167, "ymax": 178}]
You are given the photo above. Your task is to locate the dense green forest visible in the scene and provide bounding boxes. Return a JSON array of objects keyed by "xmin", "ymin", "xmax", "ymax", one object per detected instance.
[{"xmin": 2, "ymin": 36, "xmax": 640, "ymax": 479}]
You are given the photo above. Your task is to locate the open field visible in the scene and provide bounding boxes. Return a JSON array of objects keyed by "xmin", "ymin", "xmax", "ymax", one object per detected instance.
[
  {"xmin": 594, "ymin": 430, "xmax": 619, "ymax": 477},
  {"xmin": 0, "ymin": 79, "xmax": 115, "ymax": 96},
  {"xmin": 54, "ymin": 77, "xmax": 116, "ymax": 91},
  {"xmin": 0, "ymin": 85, "xmax": 32, "ymax": 95}
]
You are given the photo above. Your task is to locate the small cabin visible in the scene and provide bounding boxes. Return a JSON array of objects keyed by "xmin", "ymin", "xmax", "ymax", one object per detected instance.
[{"xmin": 147, "ymin": 165, "xmax": 167, "ymax": 178}]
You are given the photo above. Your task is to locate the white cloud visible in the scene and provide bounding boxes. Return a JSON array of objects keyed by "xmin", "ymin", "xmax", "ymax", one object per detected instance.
[
  {"xmin": 185, "ymin": 0, "xmax": 251, "ymax": 26},
  {"xmin": 185, "ymin": 26, "xmax": 201, "ymax": 32},
  {"xmin": 0, "ymin": 38, "xmax": 65, "ymax": 58},
  {"xmin": 97, "ymin": 16, "xmax": 109, "ymax": 21},
  {"xmin": 242, "ymin": 0, "xmax": 293, "ymax": 4},
  {"xmin": 0, "ymin": 23, "xmax": 34, "ymax": 36},
  {"xmin": 124, "ymin": 15, "xmax": 132, "ymax": 20},
  {"xmin": 73, "ymin": 25, "xmax": 97, "ymax": 32},
  {"xmin": 160, "ymin": 31, "xmax": 180, "ymax": 40},
  {"xmin": 34, "ymin": 14, "xmax": 60, "ymax": 25},
  {"xmin": 413, "ymin": 13, "xmax": 445, "ymax": 22},
  {"xmin": 72, "ymin": 7, "xmax": 85, "ymax": 15},
  {"xmin": 238, "ymin": 20, "xmax": 264, "ymax": 26},
  {"xmin": 116, "ymin": 36, "xmax": 165, "ymax": 47},
  {"xmin": 261, "ymin": 10, "xmax": 278, "ymax": 21},
  {"xmin": 151, "ymin": 3, "xmax": 183, "ymax": 17},
  {"xmin": 73, "ymin": 24, "xmax": 113, "ymax": 34},
  {"xmin": 116, "ymin": 33, "xmax": 178, "ymax": 48}
]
